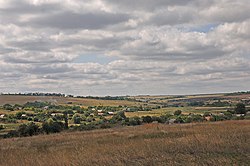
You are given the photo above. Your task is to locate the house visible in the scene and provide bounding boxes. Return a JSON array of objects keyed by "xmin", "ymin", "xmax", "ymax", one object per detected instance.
[
  {"xmin": 0, "ymin": 114, "xmax": 5, "ymax": 119},
  {"xmin": 108, "ymin": 112, "xmax": 114, "ymax": 115},
  {"xmin": 43, "ymin": 106, "xmax": 49, "ymax": 110},
  {"xmin": 97, "ymin": 110, "xmax": 103, "ymax": 113},
  {"xmin": 236, "ymin": 114, "xmax": 245, "ymax": 117},
  {"xmin": 98, "ymin": 113, "xmax": 104, "ymax": 116},
  {"xmin": 51, "ymin": 113, "xmax": 63, "ymax": 117},
  {"xmin": 168, "ymin": 119, "xmax": 176, "ymax": 124},
  {"xmin": 205, "ymin": 116, "xmax": 212, "ymax": 121}
]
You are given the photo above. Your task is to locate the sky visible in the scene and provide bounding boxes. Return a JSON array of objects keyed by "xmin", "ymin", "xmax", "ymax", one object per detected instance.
[{"xmin": 0, "ymin": 0, "xmax": 250, "ymax": 96}]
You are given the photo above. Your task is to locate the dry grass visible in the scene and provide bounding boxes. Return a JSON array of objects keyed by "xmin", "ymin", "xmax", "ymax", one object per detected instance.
[{"xmin": 0, "ymin": 120, "xmax": 249, "ymax": 166}]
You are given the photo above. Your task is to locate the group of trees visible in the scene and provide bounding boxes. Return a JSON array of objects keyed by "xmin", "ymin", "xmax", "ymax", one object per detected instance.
[{"xmin": 4, "ymin": 120, "xmax": 66, "ymax": 138}]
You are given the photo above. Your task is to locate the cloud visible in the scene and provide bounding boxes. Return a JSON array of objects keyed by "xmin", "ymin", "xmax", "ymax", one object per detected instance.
[
  {"xmin": 24, "ymin": 12, "xmax": 130, "ymax": 30},
  {"xmin": 0, "ymin": 0, "xmax": 249, "ymax": 95}
]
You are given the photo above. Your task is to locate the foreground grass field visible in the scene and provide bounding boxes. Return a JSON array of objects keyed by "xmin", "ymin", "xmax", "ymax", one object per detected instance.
[{"xmin": 0, "ymin": 120, "xmax": 249, "ymax": 166}]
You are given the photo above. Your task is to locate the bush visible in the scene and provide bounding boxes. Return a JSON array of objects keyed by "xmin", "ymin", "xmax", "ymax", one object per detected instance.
[
  {"xmin": 174, "ymin": 110, "xmax": 182, "ymax": 116},
  {"xmin": 142, "ymin": 116, "xmax": 153, "ymax": 123},
  {"xmin": 203, "ymin": 112, "xmax": 211, "ymax": 117},
  {"xmin": 128, "ymin": 117, "xmax": 141, "ymax": 126},
  {"xmin": 42, "ymin": 121, "xmax": 64, "ymax": 134},
  {"xmin": 175, "ymin": 116, "xmax": 184, "ymax": 123},
  {"xmin": 17, "ymin": 122, "xmax": 40, "ymax": 137},
  {"xmin": 223, "ymin": 112, "xmax": 233, "ymax": 120},
  {"xmin": 4, "ymin": 130, "xmax": 18, "ymax": 138},
  {"xmin": 3, "ymin": 104, "xmax": 14, "ymax": 111},
  {"xmin": 15, "ymin": 112, "xmax": 25, "ymax": 119},
  {"xmin": 210, "ymin": 115, "xmax": 226, "ymax": 121},
  {"xmin": 78, "ymin": 123, "xmax": 96, "ymax": 131},
  {"xmin": 0, "ymin": 125, "xmax": 4, "ymax": 130}
]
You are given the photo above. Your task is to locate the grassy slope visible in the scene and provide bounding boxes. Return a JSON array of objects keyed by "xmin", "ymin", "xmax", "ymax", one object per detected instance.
[{"xmin": 0, "ymin": 120, "xmax": 249, "ymax": 166}]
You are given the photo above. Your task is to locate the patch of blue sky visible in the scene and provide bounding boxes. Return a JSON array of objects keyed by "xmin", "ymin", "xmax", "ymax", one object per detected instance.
[
  {"xmin": 73, "ymin": 54, "xmax": 118, "ymax": 64},
  {"xmin": 188, "ymin": 23, "xmax": 219, "ymax": 33}
]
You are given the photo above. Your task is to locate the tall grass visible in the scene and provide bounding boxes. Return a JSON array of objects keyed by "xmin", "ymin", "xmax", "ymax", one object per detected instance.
[{"xmin": 0, "ymin": 120, "xmax": 249, "ymax": 166}]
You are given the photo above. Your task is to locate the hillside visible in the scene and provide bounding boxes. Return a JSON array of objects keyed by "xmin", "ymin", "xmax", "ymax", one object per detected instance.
[
  {"xmin": 0, "ymin": 95, "xmax": 140, "ymax": 106},
  {"xmin": 0, "ymin": 120, "xmax": 249, "ymax": 166}
]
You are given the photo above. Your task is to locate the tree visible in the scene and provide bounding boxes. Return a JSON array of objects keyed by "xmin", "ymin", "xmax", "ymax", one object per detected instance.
[
  {"xmin": 42, "ymin": 121, "xmax": 64, "ymax": 134},
  {"xmin": 15, "ymin": 112, "xmax": 24, "ymax": 119},
  {"xmin": 112, "ymin": 111, "xmax": 126, "ymax": 121},
  {"xmin": 174, "ymin": 110, "xmax": 182, "ymax": 116},
  {"xmin": 63, "ymin": 111, "xmax": 69, "ymax": 129},
  {"xmin": 235, "ymin": 103, "xmax": 246, "ymax": 114},
  {"xmin": 17, "ymin": 123, "xmax": 39, "ymax": 137},
  {"xmin": 142, "ymin": 116, "xmax": 153, "ymax": 123},
  {"xmin": 72, "ymin": 114, "xmax": 81, "ymax": 124},
  {"xmin": 3, "ymin": 104, "xmax": 14, "ymax": 111}
]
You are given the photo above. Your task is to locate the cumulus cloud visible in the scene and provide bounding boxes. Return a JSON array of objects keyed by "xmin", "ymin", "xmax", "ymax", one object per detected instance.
[{"xmin": 0, "ymin": 0, "xmax": 249, "ymax": 95}]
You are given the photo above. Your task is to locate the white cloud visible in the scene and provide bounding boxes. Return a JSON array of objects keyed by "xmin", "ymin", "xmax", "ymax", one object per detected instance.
[{"xmin": 0, "ymin": 0, "xmax": 249, "ymax": 95}]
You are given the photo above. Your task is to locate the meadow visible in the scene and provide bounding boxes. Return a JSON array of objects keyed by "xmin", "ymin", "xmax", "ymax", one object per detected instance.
[{"xmin": 0, "ymin": 120, "xmax": 249, "ymax": 166}]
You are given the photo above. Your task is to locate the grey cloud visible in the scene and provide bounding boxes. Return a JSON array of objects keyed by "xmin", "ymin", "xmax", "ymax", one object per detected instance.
[
  {"xmin": 147, "ymin": 8, "xmax": 195, "ymax": 26},
  {"xmin": 0, "ymin": 1, "xmax": 61, "ymax": 14},
  {"xmin": 25, "ymin": 12, "xmax": 130, "ymax": 30},
  {"xmin": 104, "ymin": 0, "xmax": 192, "ymax": 11},
  {"xmin": 0, "ymin": 0, "xmax": 249, "ymax": 95},
  {"xmin": 2, "ymin": 52, "xmax": 77, "ymax": 64}
]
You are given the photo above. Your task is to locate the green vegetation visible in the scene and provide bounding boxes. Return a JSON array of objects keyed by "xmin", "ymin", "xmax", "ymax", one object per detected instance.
[
  {"xmin": 235, "ymin": 103, "xmax": 247, "ymax": 114},
  {"xmin": 0, "ymin": 93, "xmax": 250, "ymax": 138}
]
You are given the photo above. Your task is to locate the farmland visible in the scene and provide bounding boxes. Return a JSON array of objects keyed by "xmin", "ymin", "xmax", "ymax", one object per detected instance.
[{"xmin": 0, "ymin": 92, "xmax": 250, "ymax": 137}]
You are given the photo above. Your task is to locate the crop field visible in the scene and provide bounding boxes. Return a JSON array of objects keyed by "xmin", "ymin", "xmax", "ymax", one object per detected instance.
[
  {"xmin": 125, "ymin": 106, "xmax": 230, "ymax": 117},
  {"xmin": 0, "ymin": 120, "xmax": 249, "ymax": 166},
  {"xmin": 0, "ymin": 95, "xmax": 140, "ymax": 106}
]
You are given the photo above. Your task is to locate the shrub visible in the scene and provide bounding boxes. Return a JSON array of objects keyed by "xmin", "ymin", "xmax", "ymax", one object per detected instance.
[
  {"xmin": 174, "ymin": 110, "xmax": 182, "ymax": 116},
  {"xmin": 203, "ymin": 112, "xmax": 211, "ymax": 117},
  {"xmin": 175, "ymin": 116, "xmax": 184, "ymax": 123},
  {"xmin": 78, "ymin": 123, "xmax": 96, "ymax": 131},
  {"xmin": 3, "ymin": 104, "xmax": 14, "ymax": 111},
  {"xmin": 17, "ymin": 123, "xmax": 40, "ymax": 137},
  {"xmin": 128, "ymin": 117, "xmax": 141, "ymax": 126},
  {"xmin": 223, "ymin": 112, "xmax": 233, "ymax": 120},
  {"xmin": 4, "ymin": 130, "xmax": 18, "ymax": 138},
  {"xmin": 42, "ymin": 121, "xmax": 64, "ymax": 134},
  {"xmin": 0, "ymin": 125, "xmax": 4, "ymax": 130},
  {"xmin": 142, "ymin": 116, "xmax": 153, "ymax": 123}
]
